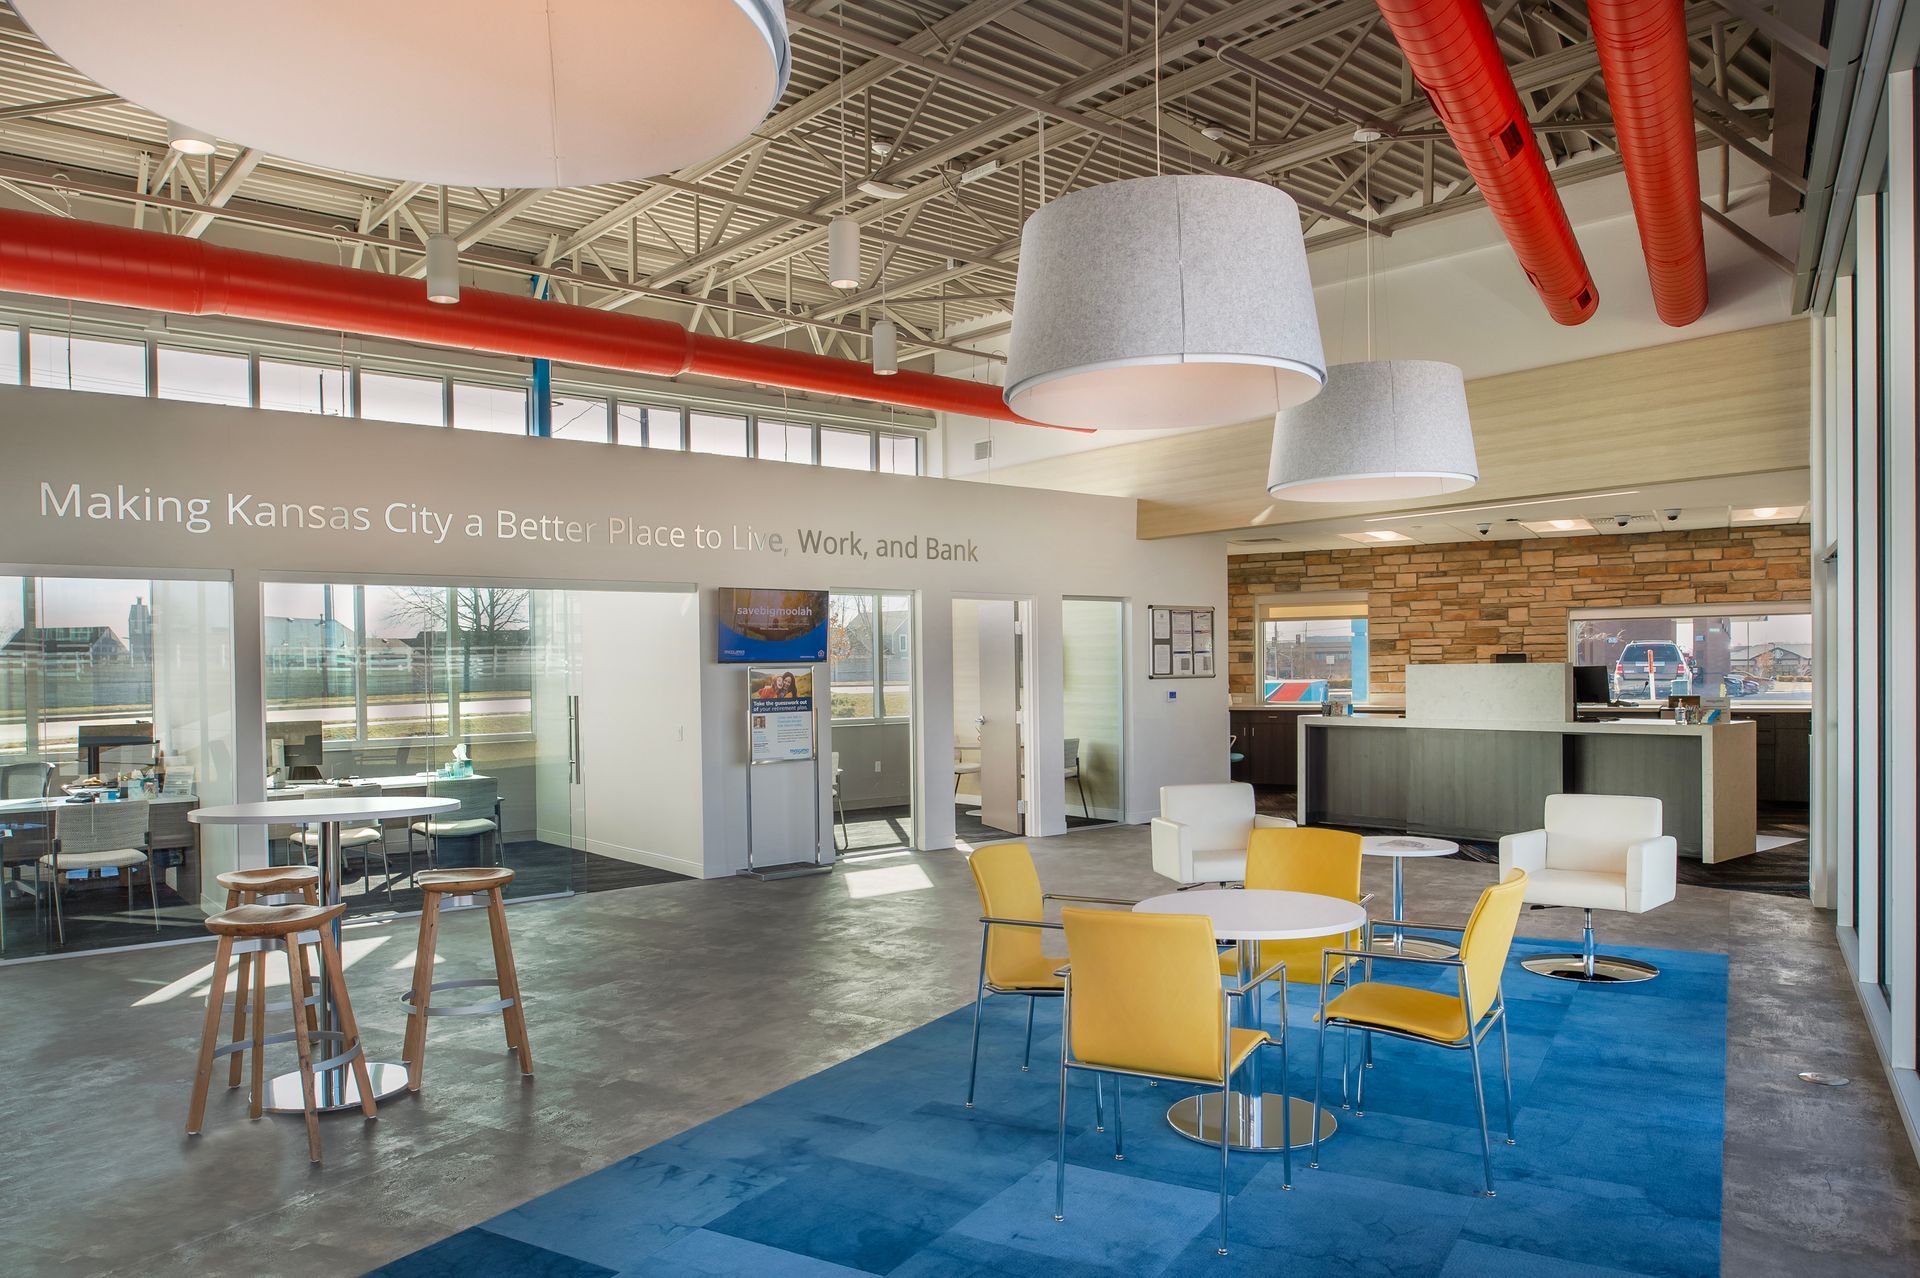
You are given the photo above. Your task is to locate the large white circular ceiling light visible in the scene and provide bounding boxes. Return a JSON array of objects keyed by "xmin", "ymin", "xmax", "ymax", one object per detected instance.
[
  {"xmin": 1266, "ymin": 360, "xmax": 1479, "ymax": 502},
  {"xmin": 1004, "ymin": 175, "xmax": 1325, "ymax": 430},
  {"xmin": 13, "ymin": 0, "xmax": 790, "ymax": 188}
]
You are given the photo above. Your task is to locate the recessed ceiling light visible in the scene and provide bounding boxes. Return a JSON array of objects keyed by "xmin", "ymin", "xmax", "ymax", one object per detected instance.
[
  {"xmin": 1341, "ymin": 529, "xmax": 1411, "ymax": 544},
  {"xmin": 1733, "ymin": 505, "xmax": 1805, "ymax": 523},
  {"xmin": 1519, "ymin": 517, "xmax": 1593, "ymax": 534}
]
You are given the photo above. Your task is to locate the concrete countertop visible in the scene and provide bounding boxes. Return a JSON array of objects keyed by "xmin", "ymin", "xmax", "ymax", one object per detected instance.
[{"xmin": 1302, "ymin": 716, "xmax": 1755, "ymax": 737}]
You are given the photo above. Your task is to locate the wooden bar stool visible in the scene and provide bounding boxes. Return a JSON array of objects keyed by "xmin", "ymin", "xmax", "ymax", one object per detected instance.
[
  {"xmin": 402, "ymin": 867, "xmax": 532, "ymax": 1089},
  {"xmin": 187, "ymin": 900, "xmax": 377, "ymax": 1163},
  {"xmin": 215, "ymin": 866, "xmax": 322, "ymax": 1092}
]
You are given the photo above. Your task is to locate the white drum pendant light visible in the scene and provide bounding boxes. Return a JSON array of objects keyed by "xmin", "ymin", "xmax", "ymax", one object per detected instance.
[
  {"xmin": 424, "ymin": 234, "xmax": 460, "ymax": 305},
  {"xmin": 871, "ymin": 318, "xmax": 897, "ymax": 375},
  {"xmin": 13, "ymin": 1, "xmax": 791, "ymax": 187},
  {"xmin": 828, "ymin": 217, "xmax": 861, "ymax": 290},
  {"xmin": 1003, "ymin": 175, "xmax": 1326, "ymax": 430},
  {"xmin": 1266, "ymin": 360, "xmax": 1478, "ymax": 501}
]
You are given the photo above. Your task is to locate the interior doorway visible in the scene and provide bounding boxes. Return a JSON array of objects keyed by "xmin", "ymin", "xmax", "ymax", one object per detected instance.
[
  {"xmin": 1062, "ymin": 597, "xmax": 1125, "ymax": 828},
  {"xmin": 952, "ymin": 597, "xmax": 1027, "ymax": 843},
  {"xmin": 827, "ymin": 591, "xmax": 915, "ymax": 856}
]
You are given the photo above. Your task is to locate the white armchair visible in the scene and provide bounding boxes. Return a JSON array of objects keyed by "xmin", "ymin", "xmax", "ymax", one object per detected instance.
[
  {"xmin": 1150, "ymin": 783, "xmax": 1295, "ymax": 885},
  {"xmin": 1499, "ymin": 793, "xmax": 1677, "ymax": 983}
]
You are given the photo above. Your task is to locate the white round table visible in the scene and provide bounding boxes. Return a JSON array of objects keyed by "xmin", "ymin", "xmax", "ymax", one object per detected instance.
[
  {"xmin": 192, "ymin": 796, "xmax": 457, "ymax": 1112},
  {"xmin": 1134, "ymin": 888, "xmax": 1369, "ymax": 1153},
  {"xmin": 1361, "ymin": 835, "xmax": 1460, "ymax": 958}
]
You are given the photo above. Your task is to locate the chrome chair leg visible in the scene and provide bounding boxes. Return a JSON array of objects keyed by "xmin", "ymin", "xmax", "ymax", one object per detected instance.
[
  {"xmin": 1355, "ymin": 1031, "xmax": 1368, "ymax": 1115},
  {"xmin": 1053, "ymin": 1051, "xmax": 1069, "ymax": 1222},
  {"xmin": 1022, "ymin": 996, "xmax": 1036, "ymax": 1071},
  {"xmin": 1467, "ymin": 1033, "xmax": 1496, "ymax": 1197},
  {"xmin": 1340, "ymin": 1023, "xmax": 1352, "ymax": 1110},
  {"xmin": 147, "ymin": 859, "xmax": 160, "ymax": 929},
  {"xmin": 1093, "ymin": 1073, "xmax": 1105, "ymax": 1132},
  {"xmin": 1311, "ymin": 1018, "xmax": 1327, "ymax": 1170},
  {"xmin": 964, "ymin": 944, "xmax": 987, "ymax": 1109},
  {"xmin": 1111, "ymin": 1076, "xmax": 1124, "ymax": 1160},
  {"xmin": 1279, "ymin": 1033, "xmax": 1293, "ymax": 1190},
  {"xmin": 1497, "ymin": 1006, "xmax": 1516, "ymax": 1145}
]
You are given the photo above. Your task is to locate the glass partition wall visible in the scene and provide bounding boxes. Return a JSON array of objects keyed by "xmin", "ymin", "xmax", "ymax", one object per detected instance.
[
  {"xmin": 260, "ymin": 579, "xmax": 573, "ymax": 915},
  {"xmin": 829, "ymin": 591, "xmax": 915, "ymax": 854},
  {"xmin": 1, "ymin": 572, "xmax": 237, "ymax": 959}
]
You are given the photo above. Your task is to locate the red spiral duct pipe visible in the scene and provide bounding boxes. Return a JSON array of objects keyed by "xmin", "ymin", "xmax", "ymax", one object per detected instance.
[
  {"xmin": 1589, "ymin": 0, "xmax": 1709, "ymax": 326},
  {"xmin": 0, "ymin": 207, "xmax": 1075, "ymax": 429},
  {"xmin": 1374, "ymin": 0, "xmax": 1599, "ymax": 325}
]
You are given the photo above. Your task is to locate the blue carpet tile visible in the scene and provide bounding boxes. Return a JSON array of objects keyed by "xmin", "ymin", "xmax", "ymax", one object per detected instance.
[{"xmin": 372, "ymin": 935, "xmax": 1726, "ymax": 1277}]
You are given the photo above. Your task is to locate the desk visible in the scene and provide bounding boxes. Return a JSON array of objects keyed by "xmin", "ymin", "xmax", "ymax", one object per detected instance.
[
  {"xmin": 1133, "ymin": 888, "xmax": 1369, "ymax": 1152},
  {"xmin": 0, "ymin": 792, "xmax": 201, "ymax": 896},
  {"xmin": 193, "ymin": 796, "xmax": 456, "ymax": 1113},
  {"xmin": 1300, "ymin": 716, "xmax": 1757, "ymax": 862}
]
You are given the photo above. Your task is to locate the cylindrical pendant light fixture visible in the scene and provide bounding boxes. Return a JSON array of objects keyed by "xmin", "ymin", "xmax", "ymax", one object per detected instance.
[
  {"xmin": 165, "ymin": 120, "xmax": 217, "ymax": 156},
  {"xmin": 424, "ymin": 233, "xmax": 460, "ymax": 305},
  {"xmin": 827, "ymin": 216, "xmax": 860, "ymax": 290},
  {"xmin": 1267, "ymin": 360, "xmax": 1478, "ymax": 502},
  {"xmin": 1004, "ymin": 175, "xmax": 1325, "ymax": 430},
  {"xmin": 871, "ymin": 318, "xmax": 897, "ymax": 375}
]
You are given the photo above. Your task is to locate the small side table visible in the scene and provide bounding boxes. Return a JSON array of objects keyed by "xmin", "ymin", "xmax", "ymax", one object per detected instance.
[{"xmin": 1360, "ymin": 835, "xmax": 1461, "ymax": 959}]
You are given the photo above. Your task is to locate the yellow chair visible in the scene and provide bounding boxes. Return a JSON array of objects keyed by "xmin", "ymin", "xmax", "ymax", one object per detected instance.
[
  {"xmin": 1310, "ymin": 869, "xmax": 1528, "ymax": 1197},
  {"xmin": 1056, "ymin": 908, "xmax": 1284, "ymax": 1258},
  {"xmin": 1222, "ymin": 826, "xmax": 1368, "ymax": 981},
  {"xmin": 964, "ymin": 843, "xmax": 1130, "ymax": 1110}
]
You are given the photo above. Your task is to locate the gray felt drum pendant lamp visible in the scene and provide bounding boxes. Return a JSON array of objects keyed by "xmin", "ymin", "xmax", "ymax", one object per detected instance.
[
  {"xmin": 1003, "ymin": 175, "xmax": 1327, "ymax": 430},
  {"xmin": 1266, "ymin": 359, "xmax": 1478, "ymax": 501}
]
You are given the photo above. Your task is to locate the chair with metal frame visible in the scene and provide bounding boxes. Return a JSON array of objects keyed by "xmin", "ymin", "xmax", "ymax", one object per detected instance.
[
  {"xmin": 1310, "ymin": 869, "xmax": 1529, "ymax": 1198},
  {"xmin": 289, "ymin": 784, "xmax": 400, "ymax": 900},
  {"xmin": 963, "ymin": 841, "xmax": 1130, "ymax": 1111},
  {"xmin": 38, "ymin": 799, "xmax": 156, "ymax": 945},
  {"xmin": 831, "ymin": 751, "xmax": 848, "ymax": 850},
  {"xmin": 1063, "ymin": 738, "xmax": 1090, "ymax": 820},
  {"xmin": 407, "ymin": 776, "xmax": 502, "ymax": 875},
  {"xmin": 1055, "ymin": 907, "xmax": 1286, "ymax": 1258},
  {"xmin": 1225, "ymin": 826, "xmax": 1370, "ymax": 981}
]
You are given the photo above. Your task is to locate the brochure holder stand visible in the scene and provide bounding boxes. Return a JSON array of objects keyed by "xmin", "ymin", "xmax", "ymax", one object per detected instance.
[{"xmin": 740, "ymin": 664, "xmax": 831, "ymax": 881}]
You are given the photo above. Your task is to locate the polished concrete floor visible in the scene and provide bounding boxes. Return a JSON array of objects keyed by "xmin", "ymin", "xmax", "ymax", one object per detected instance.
[{"xmin": 3, "ymin": 823, "xmax": 1916, "ymax": 1277}]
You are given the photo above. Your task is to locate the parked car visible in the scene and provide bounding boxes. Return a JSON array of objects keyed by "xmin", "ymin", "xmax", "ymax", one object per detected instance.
[
  {"xmin": 1612, "ymin": 641, "xmax": 1697, "ymax": 700},
  {"xmin": 1722, "ymin": 672, "xmax": 1770, "ymax": 697}
]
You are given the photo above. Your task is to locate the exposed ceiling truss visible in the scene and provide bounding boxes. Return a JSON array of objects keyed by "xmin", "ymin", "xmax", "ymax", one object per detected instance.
[{"xmin": 0, "ymin": 1, "xmax": 1804, "ymax": 374}]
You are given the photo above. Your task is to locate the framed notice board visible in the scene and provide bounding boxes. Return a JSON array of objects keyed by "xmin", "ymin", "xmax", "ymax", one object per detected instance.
[{"xmin": 1149, "ymin": 604, "xmax": 1215, "ymax": 679}]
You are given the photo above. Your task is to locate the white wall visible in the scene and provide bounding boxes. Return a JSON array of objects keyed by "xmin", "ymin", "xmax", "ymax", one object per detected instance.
[{"xmin": 2, "ymin": 384, "xmax": 1228, "ymax": 875}]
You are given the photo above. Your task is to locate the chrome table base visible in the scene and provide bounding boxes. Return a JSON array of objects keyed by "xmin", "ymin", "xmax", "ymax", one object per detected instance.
[
  {"xmin": 1166, "ymin": 1091, "xmax": 1335, "ymax": 1152},
  {"xmin": 265, "ymin": 1060, "xmax": 409, "ymax": 1114},
  {"xmin": 1521, "ymin": 953, "xmax": 1660, "ymax": 983}
]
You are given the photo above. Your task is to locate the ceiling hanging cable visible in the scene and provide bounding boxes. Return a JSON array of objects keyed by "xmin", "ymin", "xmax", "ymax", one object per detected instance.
[{"xmin": 827, "ymin": 10, "xmax": 860, "ymax": 289}]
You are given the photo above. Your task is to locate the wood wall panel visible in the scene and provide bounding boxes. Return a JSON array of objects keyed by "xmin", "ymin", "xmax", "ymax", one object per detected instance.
[{"xmin": 977, "ymin": 321, "xmax": 1813, "ymax": 539}]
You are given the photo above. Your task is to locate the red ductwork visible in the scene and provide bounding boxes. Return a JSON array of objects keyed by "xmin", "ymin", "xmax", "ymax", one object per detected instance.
[
  {"xmin": 0, "ymin": 207, "xmax": 1074, "ymax": 429},
  {"xmin": 1375, "ymin": 0, "xmax": 1599, "ymax": 325},
  {"xmin": 1588, "ymin": 0, "xmax": 1708, "ymax": 327}
]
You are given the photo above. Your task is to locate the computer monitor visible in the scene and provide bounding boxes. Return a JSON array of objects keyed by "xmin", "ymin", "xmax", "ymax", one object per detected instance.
[
  {"xmin": 268, "ymin": 719, "xmax": 325, "ymax": 781},
  {"xmin": 1574, "ymin": 665, "xmax": 1611, "ymax": 704}
]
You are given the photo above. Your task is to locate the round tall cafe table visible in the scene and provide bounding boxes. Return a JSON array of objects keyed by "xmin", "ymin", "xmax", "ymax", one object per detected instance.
[
  {"xmin": 1133, "ymin": 888, "xmax": 1369, "ymax": 1152},
  {"xmin": 1360, "ymin": 835, "xmax": 1460, "ymax": 959},
  {"xmin": 190, "ymin": 795, "xmax": 458, "ymax": 1113}
]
